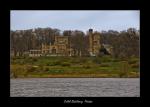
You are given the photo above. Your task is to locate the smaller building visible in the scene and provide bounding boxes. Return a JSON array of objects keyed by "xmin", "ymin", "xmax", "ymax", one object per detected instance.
[
  {"xmin": 99, "ymin": 44, "xmax": 113, "ymax": 56},
  {"xmin": 103, "ymin": 44, "xmax": 113, "ymax": 54}
]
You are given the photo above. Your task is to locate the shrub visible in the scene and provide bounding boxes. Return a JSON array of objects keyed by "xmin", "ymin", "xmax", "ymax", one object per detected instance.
[
  {"xmin": 35, "ymin": 65, "xmax": 44, "ymax": 71},
  {"xmin": 101, "ymin": 56, "xmax": 112, "ymax": 62},
  {"xmin": 46, "ymin": 61, "xmax": 62, "ymax": 66},
  {"xmin": 128, "ymin": 59, "xmax": 139, "ymax": 65},
  {"xmin": 47, "ymin": 69, "xmax": 64, "ymax": 73},
  {"xmin": 61, "ymin": 62, "xmax": 71, "ymax": 66},
  {"xmin": 46, "ymin": 62, "xmax": 52, "ymax": 66},
  {"xmin": 112, "ymin": 58, "xmax": 120, "ymax": 62},
  {"xmin": 92, "ymin": 57, "xmax": 101, "ymax": 64},
  {"xmin": 32, "ymin": 57, "xmax": 38, "ymax": 62},
  {"xmin": 119, "ymin": 72, "xmax": 128, "ymax": 78},
  {"xmin": 26, "ymin": 66, "xmax": 37, "ymax": 72},
  {"xmin": 44, "ymin": 67, "xmax": 49, "ymax": 71},
  {"xmin": 24, "ymin": 57, "xmax": 34, "ymax": 64},
  {"xmin": 131, "ymin": 63, "xmax": 139, "ymax": 68},
  {"xmin": 82, "ymin": 65, "xmax": 91, "ymax": 69},
  {"xmin": 13, "ymin": 72, "xmax": 18, "ymax": 78},
  {"xmin": 53, "ymin": 61, "xmax": 62, "ymax": 66},
  {"xmin": 10, "ymin": 65, "xmax": 25, "ymax": 78},
  {"xmin": 70, "ymin": 57, "xmax": 84, "ymax": 64},
  {"xmin": 100, "ymin": 63, "xmax": 110, "ymax": 67},
  {"xmin": 19, "ymin": 60, "xmax": 25, "ymax": 65},
  {"xmin": 79, "ymin": 57, "xmax": 87, "ymax": 63}
]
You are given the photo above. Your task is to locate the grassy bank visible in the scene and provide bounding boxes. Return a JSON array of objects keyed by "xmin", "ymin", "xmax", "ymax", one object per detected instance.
[{"xmin": 10, "ymin": 56, "xmax": 140, "ymax": 78}]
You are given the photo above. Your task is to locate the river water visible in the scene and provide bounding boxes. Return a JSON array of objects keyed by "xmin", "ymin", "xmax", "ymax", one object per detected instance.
[{"xmin": 10, "ymin": 78, "xmax": 140, "ymax": 97}]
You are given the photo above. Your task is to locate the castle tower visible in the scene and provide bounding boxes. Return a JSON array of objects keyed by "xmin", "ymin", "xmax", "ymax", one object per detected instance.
[
  {"xmin": 88, "ymin": 29, "xmax": 101, "ymax": 56},
  {"xmin": 89, "ymin": 29, "xmax": 94, "ymax": 56}
]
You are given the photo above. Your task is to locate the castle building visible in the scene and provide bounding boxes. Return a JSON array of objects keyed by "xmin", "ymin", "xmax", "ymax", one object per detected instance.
[{"xmin": 29, "ymin": 29, "xmax": 106, "ymax": 57}]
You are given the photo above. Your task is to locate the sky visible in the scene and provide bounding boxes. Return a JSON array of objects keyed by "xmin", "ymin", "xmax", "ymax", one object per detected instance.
[{"xmin": 10, "ymin": 10, "xmax": 140, "ymax": 32}]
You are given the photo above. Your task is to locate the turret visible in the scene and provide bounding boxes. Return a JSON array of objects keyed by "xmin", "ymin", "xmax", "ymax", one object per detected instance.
[{"xmin": 89, "ymin": 29, "xmax": 94, "ymax": 56}]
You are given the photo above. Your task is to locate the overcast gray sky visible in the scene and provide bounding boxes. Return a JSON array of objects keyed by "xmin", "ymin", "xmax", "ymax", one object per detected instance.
[{"xmin": 11, "ymin": 10, "xmax": 140, "ymax": 32}]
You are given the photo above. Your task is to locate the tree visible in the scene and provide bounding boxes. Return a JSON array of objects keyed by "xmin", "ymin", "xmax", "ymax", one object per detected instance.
[{"xmin": 70, "ymin": 30, "xmax": 85, "ymax": 56}]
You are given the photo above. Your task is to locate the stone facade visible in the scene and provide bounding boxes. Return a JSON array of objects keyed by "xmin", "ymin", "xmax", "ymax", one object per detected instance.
[{"xmin": 41, "ymin": 36, "xmax": 71, "ymax": 56}]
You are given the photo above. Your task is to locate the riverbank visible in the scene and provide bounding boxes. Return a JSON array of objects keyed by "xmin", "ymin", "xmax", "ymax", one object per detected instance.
[
  {"xmin": 10, "ymin": 56, "xmax": 140, "ymax": 78},
  {"xmin": 10, "ymin": 73, "xmax": 139, "ymax": 78}
]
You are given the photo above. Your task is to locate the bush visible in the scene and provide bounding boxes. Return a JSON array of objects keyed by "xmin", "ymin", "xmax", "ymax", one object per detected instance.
[
  {"xmin": 46, "ymin": 62, "xmax": 52, "ymax": 66},
  {"xmin": 70, "ymin": 58, "xmax": 80, "ymax": 64},
  {"xmin": 128, "ymin": 57, "xmax": 139, "ymax": 64},
  {"xmin": 82, "ymin": 65, "xmax": 91, "ymax": 69},
  {"xmin": 32, "ymin": 57, "xmax": 38, "ymax": 62},
  {"xmin": 119, "ymin": 72, "xmax": 128, "ymax": 78},
  {"xmin": 53, "ymin": 61, "xmax": 62, "ymax": 66},
  {"xmin": 100, "ymin": 63, "xmax": 110, "ymax": 67},
  {"xmin": 47, "ymin": 69, "xmax": 64, "ymax": 73},
  {"xmin": 46, "ymin": 61, "xmax": 62, "ymax": 66},
  {"xmin": 61, "ymin": 62, "xmax": 71, "ymax": 66},
  {"xmin": 79, "ymin": 57, "xmax": 87, "ymax": 63},
  {"xmin": 44, "ymin": 67, "xmax": 49, "ymax": 71},
  {"xmin": 92, "ymin": 57, "xmax": 101, "ymax": 64},
  {"xmin": 10, "ymin": 65, "xmax": 26, "ymax": 78},
  {"xmin": 24, "ymin": 57, "xmax": 34, "ymax": 64},
  {"xmin": 26, "ymin": 66, "xmax": 37, "ymax": 72},
  {"xmin": 112, "ymin": 58, "xmax": 120, "ymax": 62},
  {"xmin": 131, "ymin": 63, "xmax": 139, "ymax": 68},
  {"xmin": 101, "ymin": 56, "xmax": 112, "ymax": 62},
  {"xmin": 38, "ymin": 65, "xmax": 44, "ymax": 71},
  {"xmin": 13, "ymin": 72, "xmax": 18, "ymax": 78},
  {"xmin": 128, "ymin": 60, "xmax": 139, "ymax": 65}
]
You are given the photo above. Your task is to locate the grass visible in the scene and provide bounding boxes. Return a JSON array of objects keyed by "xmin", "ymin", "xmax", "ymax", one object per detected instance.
[{"xmin": 10, "ymin": 56, "xmax": 140, "ymax": 78}]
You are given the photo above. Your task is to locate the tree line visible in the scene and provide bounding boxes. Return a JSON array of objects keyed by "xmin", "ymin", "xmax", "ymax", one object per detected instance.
[{"xmin": 10, "ymin": 27, "xmax": 139, "ymax": 58}]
